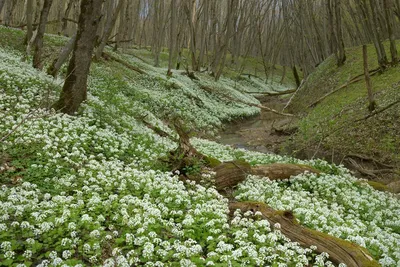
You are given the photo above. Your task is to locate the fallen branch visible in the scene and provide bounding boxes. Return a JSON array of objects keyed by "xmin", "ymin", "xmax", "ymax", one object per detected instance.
[
  {"xmin": 201, "ymin": 86, "xmax": 296, "ymax": 117},
  {"xmin": 107, "ymin": 39, "xmax": 134, "ymax": 45},
  {"xmin": 140, "ymin": 119, "xmax": 176, "ymax": 141},
  {"xmin": 353, "ymin": 99, "xmax": 400, "ymax": 123},
  {"xmin": 345, "ymin": 158, "xmax": 379, "ymax": 179},
  {"xmin": 247, "ymin": 89, "xmax": 296, "ymax": 96},
  {"xmin": 282, "ymin": 78, "xmax": 306, "ymax": 112},
  {"xmin": 308, "ymin": 68, "xmax": 380, "ymax": 109},
  {"xmin": 101, "ymin": 52, "xmax": 147, "ymax": 75},
  {"xmin": 345, "ymin": 153, "xmax": 395, "ymax": 169},
  {"xmin": 229, "ymin": 202, "xmax": 379, "ymax": 267}
]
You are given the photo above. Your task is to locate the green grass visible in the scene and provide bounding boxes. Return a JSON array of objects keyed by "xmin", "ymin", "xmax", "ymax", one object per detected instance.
[{"xmin": 287, "ymin": 41, "xmax": 400, "ymax": 166}]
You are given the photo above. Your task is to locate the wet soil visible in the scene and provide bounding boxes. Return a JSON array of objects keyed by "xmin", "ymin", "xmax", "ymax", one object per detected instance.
[{"xmin": 217, "ymin": 96, "xmax": 297, "ymax": 154}]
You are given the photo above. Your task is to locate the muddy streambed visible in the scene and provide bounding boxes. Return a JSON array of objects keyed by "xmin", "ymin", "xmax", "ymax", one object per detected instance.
[{"xmin": 216, "ymin": 96, "xmax": 295, "ymax": 154}]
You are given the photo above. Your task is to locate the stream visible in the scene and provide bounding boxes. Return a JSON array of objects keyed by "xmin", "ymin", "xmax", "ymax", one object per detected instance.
[{"xmin": 216, "ymin": 95, "xmax": 295, "ymax": 154}]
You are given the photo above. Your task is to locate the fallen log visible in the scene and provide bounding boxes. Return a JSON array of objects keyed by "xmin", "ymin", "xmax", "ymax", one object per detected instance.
[
  {"xmin": 252, "ymin": 163, "xmax": 320, "ymax": 180},
  {"xmin": 308, "ymin": 68, "xmax": 380, "ymax": 109},
  {"xmin": 102, "ymin": 52, "xmax": 147, "ymax": 75},
  {"xmin": 247, "ymin": 89, "xmax": 296, "ymax": 96},
  {"xmin": 229, "ymin": 202, "xmax": 379, "ymax": 267},
  {"xmin": 214, "ymin": 161, "xmax": 320, "ymax": 191}
]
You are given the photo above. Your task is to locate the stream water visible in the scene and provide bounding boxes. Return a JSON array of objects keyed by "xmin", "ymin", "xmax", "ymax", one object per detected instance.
[{"xmin": 216, "ymin": 96, "xmax": 294, "ymax": 154}]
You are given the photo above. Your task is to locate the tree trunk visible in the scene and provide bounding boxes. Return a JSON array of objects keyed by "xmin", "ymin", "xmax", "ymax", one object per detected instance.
[
  {"xmin": 47, "ymin": 33, "xmax": 77, "ymax": 77},
  {"xmin": 32, "ymin": 0, "xmax": 53, "ymax": 70},
  {"xmin": 383, "ymin": 0, "xmax": 398, "ymax": 64},
  {"xmin": 292, "ymin": 65, "xmax": 301, "ymax": 88},
  {"xmin": 280, "ymin": 66, "xmax": 287, "ymax": 84},
  {"xmin": 167, "ymin": 0, "xmax": 176, "ymax": 76},
  {"xmin": 3, "ymin": 0, "xmax": 17, "ymax": 26},
  {"xmin": 363, "ymin": 45, "xmax": 376, "ymax": 112},
  {"xmin": 61, "ymin": 0, "xmax": 77, "ymax": 36},
  {"xmin": 335, "ymin": 0, "xmax": 346, "ymax": 66},
  {"xmin": 25, "ymin": 0, "xmax": 34, "ymax": 45},
  {"xmin": 53, "ymin": 0, "xmax": 103, "ymax": 115},
  {"xmin": 0, "ymin": 0, "xmax": 6, "ymax": 19},
  {"xmin": 95, "ymin": 0, "xmax": 125, "ymax": 60},
  {"xmin": 368, "ymin": 0, "xmax": 388, "ymax": 69}
]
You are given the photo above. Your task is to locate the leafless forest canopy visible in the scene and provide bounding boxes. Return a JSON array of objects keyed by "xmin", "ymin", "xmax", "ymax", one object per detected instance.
[{"xmin": 1, "ymin": 0, "xmax": 399, "ymax": 81}]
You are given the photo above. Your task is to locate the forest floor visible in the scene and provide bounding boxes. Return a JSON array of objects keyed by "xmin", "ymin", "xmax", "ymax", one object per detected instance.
[
  {"xmin": 283, "ymin": 42, "xmax": 400, "ymax": 189},
  {"xmin": 0, "ymin": 26, "xmax": 400, "ymax": 266}
]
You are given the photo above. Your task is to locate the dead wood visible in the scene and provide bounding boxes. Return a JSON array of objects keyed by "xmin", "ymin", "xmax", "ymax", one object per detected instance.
[
  {"xmin": 140, "ymin": 119, "xmax": 175, "ymax": 140},
  {"xmin": 102, "ymin": 52, "xmax": 147, "ymax": 75},
  {"xmin": 247, "ymin": 89, "xmax": 296, "ymax": 96},
  {"xmin": 308, "ymin": 68, "xmax": 380, "ymax": 109},
  {"xmin": 345, "ymin": 153, "xmax": 395, "ymax": 169},
  {"xmin": 252, "ymin": 163, "xmax": 320, "ymax": 180},
  {"xmin": 214, "ymin": 161, "xmax": 252, "ymax": 190},
  {"xmin": 353, "ymin": 98, "xmax": 400, "ymax": 122},
  {"xmin": 228, "ymin": 201, "xmax": 379, "ymax": 267},
  {"xmin": 168, "ymin": 121, "xmax": 204, "ymax": 173},
  {"xmin": 181, "ymin": 71, "xmax": 199, "ymax": 80},
  {"xmin": 214, "ymin": 161, "xmax": 320, "ymax": 191},
  {"xmin": 200, "ymin": 85, "xmax": 296, "ymax": 117}
]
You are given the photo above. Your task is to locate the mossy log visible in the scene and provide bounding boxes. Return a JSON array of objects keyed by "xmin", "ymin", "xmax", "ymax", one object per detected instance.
[
  {"xmin": 214, "ymin": 161, "xmax": 252, "ymax": 190},
  {"xmin": 214, "ymin": 161, "xmax": 320, "ymax": 191},
  {"xmin": 229, "ymin": 202, "xmax": 379, "ymax": 267}
]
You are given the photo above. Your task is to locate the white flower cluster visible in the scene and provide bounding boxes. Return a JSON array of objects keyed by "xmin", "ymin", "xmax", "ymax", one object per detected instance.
[
  {"xmin": 235, "ymin": 173, "xmax": 400, "ymax": 266},
  {"xmin": 1, "ymin": 26, "xmax": 395, "ymax": 266}
]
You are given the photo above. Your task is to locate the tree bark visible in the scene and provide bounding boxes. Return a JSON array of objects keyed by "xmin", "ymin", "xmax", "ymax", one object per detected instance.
[
  {"xmin": 53, "ymin": 0, "xmax": 103, "ymax": 115},
  {"xmin": 292, "ymin": 65, "xmax": 301, "ymax": 88},
  {"xmin": 335, "ymin": 0, "xmax": 346, "ymax": 66},
  {"xmin": 61, "ymin": 0, "xmax": 77, "ymax": 36},
  {"xmin": 3, "ymin": 0, "xmax": 18, "ymax": 26},
  {"xmin": 95, "ymin": 0, "xmax": 125, "ymax": 60},
  {"xmin": 229, "ymin": 202, "xmax": 379, "ymax": 267},
  {"xmin": 363, "ymin": 45, "xmax": 376, "ymax": 112},
  {"xmin": 32, "ymin": 0, "xmax": 53, "ymax": 70},
  {"xmin": 383, "ymin": 0, "xmax": 398, "ymax": 64},
  {"xmin": 25, "ymin": 0, "xmax": 34, "ymax": 46},
  {"xmin": 0, "ymin": 0, "xmax": 6, "ymax": 19},
  {"xmin": 167, "ymin": 0, "xmax": 177, "ymax": 76},
  {"xmin": 214, "ymin": 161, "xmax": 320, "ymax": 191},
  {"xmin": 47, "ymin": 33, "xmax": 77, "ymax": 77}
]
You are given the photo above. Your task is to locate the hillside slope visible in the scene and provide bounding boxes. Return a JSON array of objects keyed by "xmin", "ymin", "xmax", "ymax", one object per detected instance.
[
  {"xmin": 1, "ymin": 27, "xmax": 400, "ymax": 266},
  {"xmin": 286, "ymin": 43, "xmax": 400, "ymax": 184}
]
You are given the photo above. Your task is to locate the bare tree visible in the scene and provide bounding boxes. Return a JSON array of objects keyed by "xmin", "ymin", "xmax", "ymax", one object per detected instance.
[
  {"xmin": 53, "ymin": 0, "xmax": 103, "ymax": 114},
  {"xmin": 95, "ymin": 0, "xmax": 125, "ymax": 60},
  {"xmin": 383, "ymin": 0, "xmax": 398, "ymax": 64},
  {"xmin": 0, "ymin": 0, "xmax": 6, "ymax": 19},
  {"xmin": 32, "ymin": 0, "xmax": 53, "ymax": 69},
  {"xmin": 47, "ymin": 33, "xmax": 77, "ymax": 77},
  {"xmin": 167, "ymin": 0, "xmax": 177, "ymax": 76},
  {"xmin": 25, "ymin": 0, "xmax": 34, "ymax": 45},
  {"xmin": 363, "ymin": 45, "xmax": 376, "ymax": 112}
]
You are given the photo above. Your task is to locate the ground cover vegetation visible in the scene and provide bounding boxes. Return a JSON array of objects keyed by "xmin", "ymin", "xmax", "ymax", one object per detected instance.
[{"xmin": 0, "ymin": 26, "xmax": 399, "ymax": 266}]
